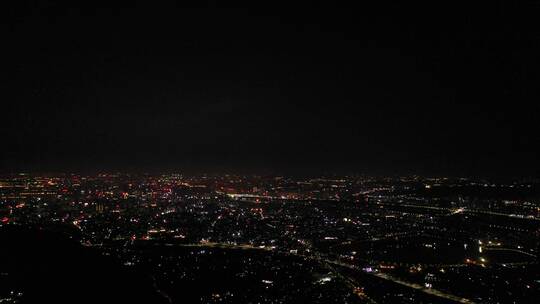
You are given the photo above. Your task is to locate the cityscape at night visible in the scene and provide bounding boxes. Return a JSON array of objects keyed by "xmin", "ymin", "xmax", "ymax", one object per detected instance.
[
  {"xmin": 1, "ymin": 173, "xmax": 539, "ymax": 303},
  {"xmin": 3, "ymin": 1, "xmax": 540, "ymax": 303}
]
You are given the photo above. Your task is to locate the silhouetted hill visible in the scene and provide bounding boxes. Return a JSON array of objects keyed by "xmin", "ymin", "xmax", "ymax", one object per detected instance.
[{"xmin": 0, "ymin": 225, "xmax": 168, "ymax": 304}]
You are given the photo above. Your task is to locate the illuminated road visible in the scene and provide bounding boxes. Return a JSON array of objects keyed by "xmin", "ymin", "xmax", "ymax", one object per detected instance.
[
  {"xmin": 322, "ymin": 260, "xmax": 477, "ymax": 304},
  {"xmin": 483, "ymin": 247, "xmax": 538, "ymax": 258},
  {"xmin": 378, "ymin": 202, "xmax": 540, "ymax": 221},
  {"xmin": 372, "ymin": 272, "xmax": 476, "ymax": 304},
  {"xmin": 323, "ymin": 261, "xmax": 379, "ymax": 304},
  {"xmin": 164, "ymin": 242, "xmax": 273, "ymax": 251}
]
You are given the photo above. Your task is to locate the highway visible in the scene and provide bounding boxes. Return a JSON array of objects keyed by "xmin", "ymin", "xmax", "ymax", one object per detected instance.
[
  {"xmin": 377, "ymin": 202, "xmax": 540, "ymax": 221},
  {"xmin": 372, "ymin": 272, "xmax": 476, "ymax": 304},
  {"xmin": 324, "ymin": 260, "xmax": 477, "ymax": 304}
]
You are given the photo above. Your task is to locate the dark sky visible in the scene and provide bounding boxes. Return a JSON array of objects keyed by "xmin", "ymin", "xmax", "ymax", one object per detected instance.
[{"xmin": 3, "ymin": 1, "xmax": 540, "ymax": 177}]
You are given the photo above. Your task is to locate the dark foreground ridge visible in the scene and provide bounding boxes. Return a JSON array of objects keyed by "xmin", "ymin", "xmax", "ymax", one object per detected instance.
[{"xmin": 0, "ymin": 225, "xmax": 168, "ymax": 304}]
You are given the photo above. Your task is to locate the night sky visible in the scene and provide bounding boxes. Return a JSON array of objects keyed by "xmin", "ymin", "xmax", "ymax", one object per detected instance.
[{"xmin": 3, "ymin": 1, "xmax": 540, "ymax": 177}]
